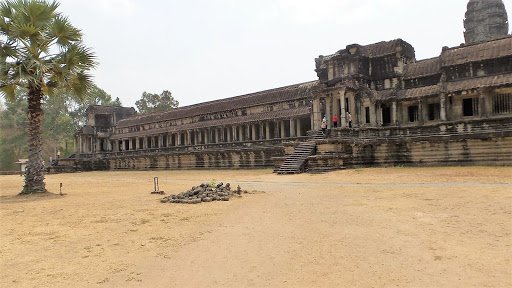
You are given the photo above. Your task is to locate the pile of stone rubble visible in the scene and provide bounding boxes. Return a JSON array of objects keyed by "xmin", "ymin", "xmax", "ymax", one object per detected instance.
[{"xmin": 161, "ymin": 182, "xmax": 248, "ymax": 204}]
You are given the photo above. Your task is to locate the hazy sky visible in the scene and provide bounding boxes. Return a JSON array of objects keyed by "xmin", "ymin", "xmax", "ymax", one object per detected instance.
[{"xmin": 57, "ymin": 0, "xmax": 512, "ymax": 108}]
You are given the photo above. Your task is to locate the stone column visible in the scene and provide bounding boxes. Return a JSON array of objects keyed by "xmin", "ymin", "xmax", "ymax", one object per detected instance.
[
  {"xmin": 392, "ymin": 101, "xmax": 398, "ymax": 126},
  {"xmin": 74, "ymin": 137, "xmax": 78, "ymax": 153},
  {"xmin": 245, "ymin": 124, "xmax": 250, "ymax": 141},
  {"xmin": 376, "ymin": 103, "xmax": 382, "ymax": 126},
  {"xmin": 418, "ymin": 99, "xmax": 424, "ymax": 125},
  {"xmin": 290, "ymin": 118, "xmax": 296, "ymax": 137},
  {"xmin": 334, "ymin": 92, "xmax": 341, "ymax": 126},
  {"xmin": 79, "ymin": 135, "xmax": 83, "ymax": 153},
  {"xmin": 325, "ymin": 96, "xmax": 331, "ymax": 129},
  {"xmin": 90, "ymin": 137, "xmax": 93, "ymax": 152},
  {"xmin": 440, "ymin": 93, "xmax": 447, "ymax": 121},
  {"xmin": 232, "ymin": 126, "xmax": 237, "ymax": 142},
  {"xmin": 259, "ymin": 122, "xmax": 264, "ymax": 140},
  {"xmin": 274, "ymin": 122, "xmax": 280, "ymax": 138},
  {"xmin": 479, "ymin": 88, "xmax": 488, "ymax": 118},
  {"xmin": 128, "ymin": 138, "xmax": 133, "ymax": 150},
  {"xmin": 296, "ymin": 119, "xmax": 302, "ymax": 137},
  {"xmin": 313, "ymin": 97, "xmax": 321, "ymax": 130},
  {"xmin": 186, "ymin": 131, "xmax": 191, "ymax": 146},
  {"xmin": 265, "ymin": 122, "xmax": 271, "ymax": 140},
  {"xmin": 340, "ymin": 90, "xmax": 347, "ymax": 128},
  {"xmin": 279, "ymin": 120, "xmax": 284, "ymax": 138},
  {"xmin": 251, "ymin": 124, "xmax": 256, "ymax": 140}
]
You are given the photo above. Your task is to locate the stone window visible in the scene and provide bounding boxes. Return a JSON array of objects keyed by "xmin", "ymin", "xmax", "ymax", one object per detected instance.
[
  {"xmin": 365, "ymin": 107, "xmax": 370, "ymax": 124},
  {"xmin": 493, "ymin": 93, "xmax": 512, "ymax": 114},
  {"xmin": 463, "ymin": 97, "xmax": 479, "ymax": 117},
  {"xmin": 428, "ymin": 103, "xmax": 441, "ymax": 121},
  {"xmin": 408, "ymin": 105, "xmax": 419, "ymax": 122}
]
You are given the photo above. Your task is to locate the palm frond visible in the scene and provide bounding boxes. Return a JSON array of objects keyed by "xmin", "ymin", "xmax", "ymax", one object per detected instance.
[
  {"xmin": 0, "ymin": 83, "xmax": 16, "ymax": 100},
  {"xmin": 48, "ymin": 15, "xmax": 82, "ymax": 47}
]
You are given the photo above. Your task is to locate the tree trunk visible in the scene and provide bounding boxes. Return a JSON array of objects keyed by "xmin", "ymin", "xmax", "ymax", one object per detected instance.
[{"xmin": 21, "ymin": 86, "xmax": 46, "ymax": 194}]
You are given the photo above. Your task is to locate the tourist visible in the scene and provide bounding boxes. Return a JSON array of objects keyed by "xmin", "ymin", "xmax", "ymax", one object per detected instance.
[
  {"xmin": 347, "ymin": 112, "xmax": 352, "ymax": 128},
  {"xmin": 57, "ymin": 149, "xmax": 61, "ymax": 160},
  {"xmin": 332, "ymin": 115, "xmax": 338, "ymax": 128},
  {"xmin": 321, "ymin": 119, "xmax": 327, "ymax": 134}
]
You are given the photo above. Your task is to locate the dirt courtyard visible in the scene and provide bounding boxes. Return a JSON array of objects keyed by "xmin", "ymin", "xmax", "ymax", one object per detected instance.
[{"xmin": 0, "ymin": 167, "xmax": 511, "ymax": 287}]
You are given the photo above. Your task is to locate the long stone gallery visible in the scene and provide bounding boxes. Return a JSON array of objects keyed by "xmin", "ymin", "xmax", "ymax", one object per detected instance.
[{"xmin": 64, "ymin": 0, "xmax": 512, "ymax": 173}]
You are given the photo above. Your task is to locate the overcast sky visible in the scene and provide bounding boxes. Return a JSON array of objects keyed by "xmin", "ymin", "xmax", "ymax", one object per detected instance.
[{"xmin": 57, "ymin": 0, "xmax": 512, "ymax": 108}]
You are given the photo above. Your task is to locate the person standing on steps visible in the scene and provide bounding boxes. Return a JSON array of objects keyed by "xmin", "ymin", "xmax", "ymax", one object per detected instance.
[
  {"xmin": 321, "ymin": 118, "xmax": 327, "ymax": 134},
  {"xmin": 332, "ymin": 114, "xmax": 338, "ymax": 128}
]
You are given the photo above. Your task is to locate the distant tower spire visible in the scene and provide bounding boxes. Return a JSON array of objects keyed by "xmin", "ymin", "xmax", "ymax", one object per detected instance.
[{"xmin": 464, "ymin": 0, "xmax": 509, "ymax": 44}]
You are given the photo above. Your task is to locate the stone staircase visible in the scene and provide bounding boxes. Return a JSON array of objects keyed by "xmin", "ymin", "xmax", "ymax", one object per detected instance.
[{"xmin": 276, "ymin": 131, "xmax": 327, "ymax": 174}]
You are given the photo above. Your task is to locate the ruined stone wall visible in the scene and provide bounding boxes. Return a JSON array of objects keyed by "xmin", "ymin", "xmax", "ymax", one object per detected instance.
[
  {"xmin": 105, "ymin": 146, "xmax": 284, "ymax": 170},
  {"xmin": 309, "ymin": 117, "xmax": 512, "ymax": 169}
]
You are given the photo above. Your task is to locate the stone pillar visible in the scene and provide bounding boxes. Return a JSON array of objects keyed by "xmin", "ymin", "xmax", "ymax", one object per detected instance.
[
  {"xmin": 325, "ymin": 96, "xmax": 331, "ymax": 129},
  {"xmin": 265, "ymin": 122, "xmax": 270, "ymax": 140},
  {"xmin": 392, "ymin": 101, "xmax": 398, "ymax": 126},
  {"xmin": 259, "ymin": 122, "xmax": 264, "ymax": 140},
  {"xmin": 251, "ymin": 124, "xmax": 256, "ymax": 140},
  {"xmin": 340, "ymin": 90, "xmax": 347, "ymax": 128},
  {"xmin": 313, "ymin": 97, "xmax": 321, "ymax": 130},
  {"xmin": 274, "ymin": 122, "xmax": 280, "ymax": 138},
  {"xmin": 90, "ymin": 137, "xmax": 93, "ymax": 152},
  {"xmin": 245, "ymin": 124, "xmax": 250, "ymax": 141},
  {"xmin": 186, "ymin": 131, "xmax": 191, "ymax": 146},
  {"xmin": 128, "ymin": 138, "xmax": 133, "ymax": 150},
  {"xmin": 296, "ymin": 119, "xmax": 302, "ymax": 137},
  {"xmin": 74, "ymin": 137, "xmax": 78, "ymax": 153},
  {"xmin": 290, "ymin": 118, "xmax": 296, "ymax": 137},
  {"xmin": 440, "ymin": 94, "xmax": 447, "ymax": 121},
  {"xmin": 418, "ymin": 99, "xmax": 424, "ymax": 125},
  {"xmin": 479, "ymin": 88, "xmax": 488, "ymax": 118},
  {"xmin": 334, "ymin": 93, "xmax": 341, "ymax": 127},
  {"xmin": 159, "ymin": 135, "xmax": 163, "ymax": 148},
  {"xmin": 79, "ymin": 135, "xmax": 83, "ymax": 153},
  {"xmin": 232, "ymin": 126, "xmax": 237, "ymax": 142},
  {"xmin": 376, "ymin": 103, "xmax": 382, "ymax": 126},
  {"xmin": 278, "ymin": 120, "xmax": 284, "ymax": 138}
]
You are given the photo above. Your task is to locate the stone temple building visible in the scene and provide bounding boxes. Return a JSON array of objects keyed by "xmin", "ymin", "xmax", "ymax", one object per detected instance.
[{"xmin": 65, "ymin": 0, "xmax": 512, "ymax": 173}]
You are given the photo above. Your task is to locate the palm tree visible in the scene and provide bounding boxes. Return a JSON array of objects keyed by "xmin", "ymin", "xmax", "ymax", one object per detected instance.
[{"xmin": 0, "ymin": 0, "xmax": 96, "ymax": 194}]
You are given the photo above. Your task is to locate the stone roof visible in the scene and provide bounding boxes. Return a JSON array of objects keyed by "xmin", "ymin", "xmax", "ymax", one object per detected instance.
[
  {"xmin": 447, "ymin": 74, "xmax": 512, "ymax": 92},
  {"xmin": 86, "ymin": 105, "xmax": 136, "ymax": 115},
  {"xmin": 442, "ymin": 37, "xmax": 512, "ymax": 67},
  {"xmin": 376, "ymin": 85, "xmax": 442, "ymax": 100},
  {"xmin": 398, "ymin": 85, "xmax": 442, "ymax": 99},
  {"xmin": 323, "ymin": 39, "xmax": 415, "ymax": 61},
  {"xmin": 403, "ymin": 57, "xmax": 441, "ymax": 79},
  {"xmin": 117, "ymin": 81, "xmax": 317, "ymax": 129},
  {"xmin": 111, "ymin": 106, "xmax": 310, "ymax": 139}
]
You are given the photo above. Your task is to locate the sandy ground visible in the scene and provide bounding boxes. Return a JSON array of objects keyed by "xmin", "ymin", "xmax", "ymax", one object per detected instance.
[{"xmin": 0, "ymin": 167, "xmax": 511, "ymax": 288}]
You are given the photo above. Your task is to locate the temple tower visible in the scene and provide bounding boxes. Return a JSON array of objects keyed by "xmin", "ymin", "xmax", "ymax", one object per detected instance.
[{"xmin": 464, "ymin": 0, "xmax": 509, "ymax": 44}]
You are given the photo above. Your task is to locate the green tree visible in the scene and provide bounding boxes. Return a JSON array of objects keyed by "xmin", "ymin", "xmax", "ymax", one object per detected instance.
[
  {"xmin": 0, "ymin": 89, "xmax": 27, "ymax": 170},
  {"xmin": 42, "ymin": 90, "xmax": 73, "ymax": 160},
  {"xmin": 135, "ymin": 90, "xmax": 178, "ymax": 114},
  {"xmin": 0, "ymin": 0, "xmax": 96, "ymax": 194}
]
